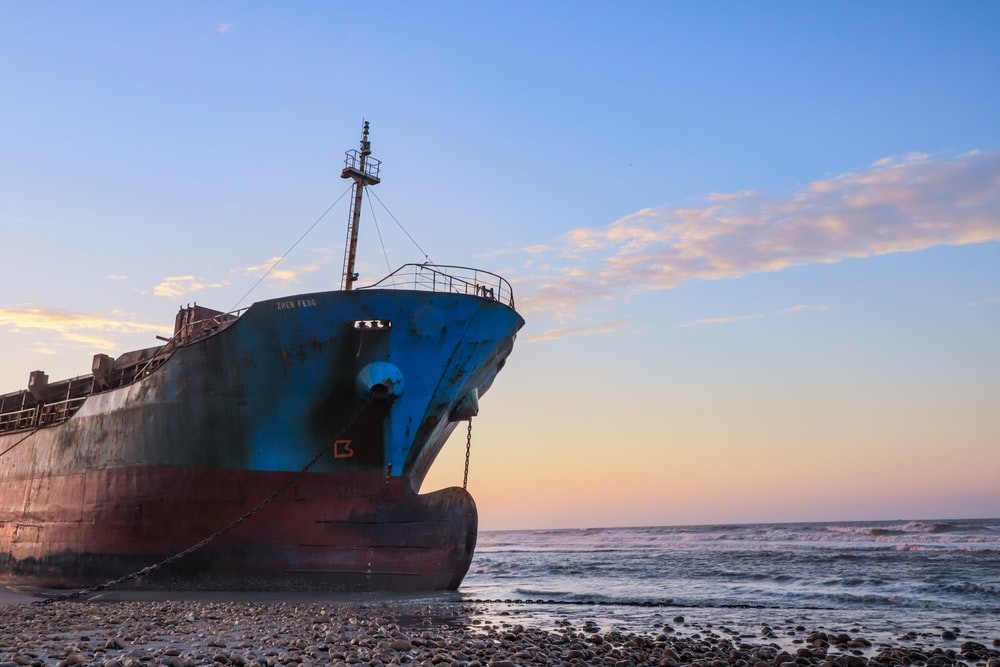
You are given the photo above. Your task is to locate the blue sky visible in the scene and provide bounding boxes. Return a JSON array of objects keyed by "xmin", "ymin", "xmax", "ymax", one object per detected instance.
[{"xmin": 1, "ymin": 2, "xmax": 998, "ymax": 529}]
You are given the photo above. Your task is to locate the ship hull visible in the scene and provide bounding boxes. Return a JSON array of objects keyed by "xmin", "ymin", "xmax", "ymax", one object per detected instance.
[
  {"xmin": 1, "ymin": 467, "xmax": 477, "ymax": 591},
  {"xmin": 0, "ymin": 284, "xmax": 522, "ymax": 591}
]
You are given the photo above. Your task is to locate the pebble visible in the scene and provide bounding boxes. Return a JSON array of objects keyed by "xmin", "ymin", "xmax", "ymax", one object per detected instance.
[{"xmin": 1, "ymin": 600, "xmax": 998, "ymax": 667}]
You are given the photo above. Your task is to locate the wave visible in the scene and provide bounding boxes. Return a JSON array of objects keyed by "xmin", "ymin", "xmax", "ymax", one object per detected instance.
[
  {"xmin": 934, "ymin": 581, "xmax": 999, "ymax": 596},
  {"xmin": 866, "ymin": 528, "xmax": 905, "ymax": 537},
  {"xmin": 479, "ymin": 523, "xmax": 1000, "ymax": 556},
  {"xmin": 513, "ymin": 587, "xmax": 575, "ymax": 598},
  {"xmin": 467, "ymin": 520, "xmax": 1000, "ymax": 621},
  {"xmin": 512, "ymin": 588, "xmax": 629, "ymax": 604},
  {"xmin": 899, "ymin": 521, "xmax": 961, "ymax": 534}
]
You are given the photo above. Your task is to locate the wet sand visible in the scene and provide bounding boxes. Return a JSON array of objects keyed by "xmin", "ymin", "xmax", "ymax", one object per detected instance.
[{"xmin": 2, "ymin": 590, "xmax": 998, "ymax": 666}]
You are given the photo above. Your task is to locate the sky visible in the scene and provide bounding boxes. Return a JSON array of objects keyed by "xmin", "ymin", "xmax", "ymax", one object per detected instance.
[{"xmin": 1, "ymin": 2, "xmax": 998, "ymax": 530}]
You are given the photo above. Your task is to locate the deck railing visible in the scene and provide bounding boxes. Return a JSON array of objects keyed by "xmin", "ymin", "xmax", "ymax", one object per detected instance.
[
  {"xmin": 0, "ymin": 396, "xmax": 89, "ymax": 433},
  {"xmin": 0, "ymin": 306, "xmax": 251, "ymax": 435},
  {"xmin": 0, "ymin": 268, "xmax": 515, "ymax": 435},
  {"xmin": 364, "ymin": 264, "xmax": 516, "ymax": 310},
  {"xmin": 0, "ymin": 407, "xmax": 37, "ymax": 432}
]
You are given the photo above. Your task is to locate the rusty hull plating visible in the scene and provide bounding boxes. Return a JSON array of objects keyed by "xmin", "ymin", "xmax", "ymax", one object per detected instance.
[{"xmin": 0, "ymin": 266, "xmax": 523, "ymax": 591}]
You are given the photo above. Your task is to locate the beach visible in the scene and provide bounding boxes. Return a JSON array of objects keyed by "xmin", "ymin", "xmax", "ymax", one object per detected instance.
[
  {"xmin": 2, "ymin": 593, "xmax": 998, "ymax": 667},
  {"xmin": 4, "ymin": 521, "xmax": 998, "ymax": 665}
]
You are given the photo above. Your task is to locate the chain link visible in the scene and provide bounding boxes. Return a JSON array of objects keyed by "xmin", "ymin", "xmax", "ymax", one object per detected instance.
[
  {"xmin": 462, "ymin": 419, "xmax": 472, "ymax": 490},
  {"xmin": 366, "ymin": 461, "xmax": 394, "ymax": 586}
]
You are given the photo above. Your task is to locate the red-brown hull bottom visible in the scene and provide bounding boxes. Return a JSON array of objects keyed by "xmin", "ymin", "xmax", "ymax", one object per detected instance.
[{"xmin": 0, "ymin": 467, "xmax": 477, "ymax": 592}]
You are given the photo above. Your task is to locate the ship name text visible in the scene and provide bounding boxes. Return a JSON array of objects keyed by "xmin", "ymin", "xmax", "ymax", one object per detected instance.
[{"xmin": 276, "ymin": 298, "xmax": 317, "ymax": 310}]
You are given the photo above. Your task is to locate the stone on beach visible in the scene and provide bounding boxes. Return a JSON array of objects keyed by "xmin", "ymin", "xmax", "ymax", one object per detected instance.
[{"xmin": 1, "ymin": 600, "xmax": 998, "ymax": 667}]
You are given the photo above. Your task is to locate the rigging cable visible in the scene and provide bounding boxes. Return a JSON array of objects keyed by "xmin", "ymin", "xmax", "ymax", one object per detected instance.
[
  {"xmin": 364, "ymin": 193, "xmax": 394, "ymax": 277},
  {"xmin": 368, "ymin": 189, "xmax": 433, "ymax": 264},
  {"xmin": 230, "ymin": 184, "xmax": 354, "ymax": 312}
]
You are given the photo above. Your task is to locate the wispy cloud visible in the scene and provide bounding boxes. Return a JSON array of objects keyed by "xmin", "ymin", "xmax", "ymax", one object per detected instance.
[
  {"xmin": 513, "ymin": 151, "xmax": 1000, "ymax": 316},
  {"xmin": 524, "ymin": 319, "xmax": 629, "ymax": 343},
  {"xmin": 217, "ymin": 23, "xmax": 234, "ymax": 35},
  {"xmin": 680, "ymin": 304, "xmax": 829, "ymax": 329},
  {"xmin": 0, "ymin": 307, "xmax": 169, "ymax": 351},
  {"xmin": 59, "ymin": 332, "xmax": 118, "ymax": 349},
  {"xmin": 680, "ymin": 313, "xmax": 764, "ymax": 329},
  {"xmin": 232, "ymin": 257, "xmax": 321, "ymax": 285},
  {"xmin": 105, "ymin": 274, "xmax": 128, "ymax": 281},
  {"xmin": 777, "ymin": 304, "xmax": 830, "ymax": 314},
  {"xmin": 153, "ymin": 275, "xmax": 230, "ymax": 298},
  {"xmin": 149, "ymin": 255, "xmax": 322, "ymax": 300}
]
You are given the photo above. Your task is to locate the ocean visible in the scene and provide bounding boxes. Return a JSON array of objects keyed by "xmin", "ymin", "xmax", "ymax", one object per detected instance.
[
  {"xmin": 457, "ymin": 518, "xmax": 1000, "ymax": 647},
  {"xmin": 3, "ymin": 518, "xmax": 996, "ymax": 651}
]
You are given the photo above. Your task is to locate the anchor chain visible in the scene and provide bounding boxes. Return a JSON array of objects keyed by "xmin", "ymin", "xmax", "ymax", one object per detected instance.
[
  {"xmin": 463, "ymin": 419, "xmax": 472, "ymax": 490},
  {"xmin": 366, "ymin": 461, "xmax": 394, "ymax": 587},
  {"xmin": 36, "ymin": 396, "xmax": 375, "ymax": 604}
]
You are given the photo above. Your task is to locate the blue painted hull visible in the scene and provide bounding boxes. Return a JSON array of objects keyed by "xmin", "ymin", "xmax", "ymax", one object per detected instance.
[{"xmin": 0, "ymin": 282, "xmax": 522, "ymax": 591}]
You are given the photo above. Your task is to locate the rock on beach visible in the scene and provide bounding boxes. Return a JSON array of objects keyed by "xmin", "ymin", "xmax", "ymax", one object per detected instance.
[{"xmin": 1, "ymin": 600, "xmax": 998, "ymax": 667}]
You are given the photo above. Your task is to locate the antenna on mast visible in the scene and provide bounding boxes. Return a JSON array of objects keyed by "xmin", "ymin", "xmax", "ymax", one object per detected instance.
[{"xmin": 340, "ymin": 121, "xmax": 381, "ymax": 290}]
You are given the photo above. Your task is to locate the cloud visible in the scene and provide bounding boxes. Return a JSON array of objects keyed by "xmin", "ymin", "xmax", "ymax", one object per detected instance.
[
  {"xmin": 680, "ymin": 304, "xmax": 829, "ymax": 329},
  {"xmin": 0, "ymin": 306, "xmax": 170, "ymax": 351},
  {"xmin": 524, "ymin": 319, "xmax": 629, "ymax": 343},
  {"xmin": 105, "ymin": 274, "xmax": 128, "ymax": 281},
  {"xmin": 514, "ymin": 151, "xmax": 1000, "ymax": 315},
  {"xmin": 0, "ymin": 308, "xmax": 166, "ymax": 335},
  {"xmin": 778, "ymin": 304, "xmax": 830, "ymax": 314},
  {"xmin": 680, "ymin": 313, "xmax": 764, "ymax": 329},
  {"xmin": 232, "ymin": 257, "xmax": 321, "ymax": 285},
  {"xmin": 153, "ymin": 275, "xmax": 229, "ymax": 298},
  {"xmin": 59, "ymin": 332, "xmax": 119, "ymax": 349},
  {"xmin": 150, "ymin": 255, "xmax": 321, "ymax": 301},
  {"xmin": 217, "ymin": 23, "xmax": 234, "ymax": 34}
]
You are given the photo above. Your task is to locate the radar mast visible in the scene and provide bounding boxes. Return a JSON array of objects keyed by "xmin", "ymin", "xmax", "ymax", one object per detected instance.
[{"xmin": 340, "ymin": 121, "xmax": 381, "ymax": 290}]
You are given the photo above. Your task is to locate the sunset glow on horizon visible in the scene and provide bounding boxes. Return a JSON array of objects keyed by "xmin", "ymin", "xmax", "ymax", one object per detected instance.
[{"xmin": 1, "ymin": 2, "xmax": 997, "ymax": 530}]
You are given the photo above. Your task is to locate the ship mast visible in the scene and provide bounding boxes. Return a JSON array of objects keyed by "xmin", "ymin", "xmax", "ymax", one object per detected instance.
[{"xmin": 340, "ymin": 121, "xmax": 381, "ymax": 291}]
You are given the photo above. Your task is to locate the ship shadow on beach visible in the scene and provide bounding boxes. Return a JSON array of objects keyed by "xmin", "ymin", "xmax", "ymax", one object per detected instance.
[{"xmin": 1, "ymin": 584, "xmax": 466, "ymax": 609}]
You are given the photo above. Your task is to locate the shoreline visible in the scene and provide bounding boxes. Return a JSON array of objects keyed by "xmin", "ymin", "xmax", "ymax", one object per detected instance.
[{"xmin": 2, "ymin": 596, "xmax": 997, "ymax": 666}]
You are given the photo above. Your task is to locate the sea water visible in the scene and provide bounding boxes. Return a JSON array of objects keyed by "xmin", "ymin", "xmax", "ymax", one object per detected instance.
[
  {"xmin": 457, "ymin": 518, "xmax": 1000, "ymax": 646},
  {"xmin": 7, "ymin": 518, "xmax": 997, "ymax": 649}
]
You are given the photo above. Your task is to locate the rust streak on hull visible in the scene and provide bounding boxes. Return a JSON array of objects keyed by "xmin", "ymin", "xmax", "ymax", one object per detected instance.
[{"xmin": 1, "ymin": 467, "xmax": 477, "ymax": 591}]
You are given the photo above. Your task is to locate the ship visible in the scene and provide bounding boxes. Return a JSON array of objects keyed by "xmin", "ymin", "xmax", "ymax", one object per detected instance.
[{"xmin": 0, "ymin": 123, "xmax": 523, "ymax": 592}]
